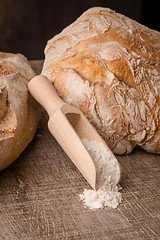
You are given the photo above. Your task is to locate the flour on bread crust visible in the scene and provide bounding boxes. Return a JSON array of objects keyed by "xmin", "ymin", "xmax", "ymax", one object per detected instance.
[
  {"xmin": 42, "ymin": 7, "xmax": 160, "ymax": 154},
  {"xmin": 0, "ymin": 52, "xmax": 41, "ymax": 170}
]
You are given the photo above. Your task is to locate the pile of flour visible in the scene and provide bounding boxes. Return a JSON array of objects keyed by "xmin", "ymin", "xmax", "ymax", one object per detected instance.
[{"xmin": 79, "ymin": 138, "xmax": 122, "ymax": 210}]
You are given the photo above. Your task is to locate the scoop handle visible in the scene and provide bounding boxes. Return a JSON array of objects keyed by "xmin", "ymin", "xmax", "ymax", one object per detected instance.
[{"xmin": 28, "ymin": 75, "xmax": 64, "ymax": 116}]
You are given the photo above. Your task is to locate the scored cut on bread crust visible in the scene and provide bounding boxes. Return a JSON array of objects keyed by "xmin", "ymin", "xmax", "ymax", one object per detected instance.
[
  {"xmin": 0, "ymin": 52, "xmax": 41, "ymax": 170},
  {"xmin": 42, "ymin": 7, "xmax": 160, "ymax": 154}
]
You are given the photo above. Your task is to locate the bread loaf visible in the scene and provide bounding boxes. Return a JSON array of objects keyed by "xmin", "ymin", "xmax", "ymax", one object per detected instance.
[
  {"xmin": 42, "ymin": 7, "xmax": 160, "ymax": 154},
  {"xmin": 0, "ymin": 52, "xmax": 41, "ymax": 170}
]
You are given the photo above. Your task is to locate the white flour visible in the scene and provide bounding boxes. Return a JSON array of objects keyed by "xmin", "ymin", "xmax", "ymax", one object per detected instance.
[{"xmin": 79, "ymin": 138, "xmax": 122, "ymax": 210}]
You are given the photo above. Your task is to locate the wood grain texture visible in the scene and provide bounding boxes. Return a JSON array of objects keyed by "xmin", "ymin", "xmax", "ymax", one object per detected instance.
[{"xmin": 0, "ymin": 60, "xmax": 159, "ymax": 240}]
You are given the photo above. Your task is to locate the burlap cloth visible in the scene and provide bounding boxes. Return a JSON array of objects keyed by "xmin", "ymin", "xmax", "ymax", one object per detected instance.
[{"xmin": 0, "ymin": 61, "xmax": 159, "ymax": 240}]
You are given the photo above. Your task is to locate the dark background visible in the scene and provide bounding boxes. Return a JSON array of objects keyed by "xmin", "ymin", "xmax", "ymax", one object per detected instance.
[{"xmin": 0, "ymin": 0, "xmax": 159, "ymax": 60}]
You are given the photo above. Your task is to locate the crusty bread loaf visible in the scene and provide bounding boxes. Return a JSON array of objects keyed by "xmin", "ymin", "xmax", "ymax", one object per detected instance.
[
  {"xmin": 0, "ymin": 52, "xmax": 41, "ymax": 170},
  {"xmin": 42, "ymin": 7, "xmax": 160, "ymax": 154}
]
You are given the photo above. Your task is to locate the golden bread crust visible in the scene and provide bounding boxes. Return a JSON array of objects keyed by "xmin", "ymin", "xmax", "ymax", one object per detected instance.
[
  {"xmin": 0, "ymin": 52, "xmax": 41, "ymax": 170},
  {"xmin": 42, "ymin": 7, "xmax": 160, "ymax": 154}
]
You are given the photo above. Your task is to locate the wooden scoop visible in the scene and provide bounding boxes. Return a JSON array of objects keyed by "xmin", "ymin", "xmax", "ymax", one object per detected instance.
[{"xmin": 28, "ymin": 75, "xmax": 121, "ymax": 190}]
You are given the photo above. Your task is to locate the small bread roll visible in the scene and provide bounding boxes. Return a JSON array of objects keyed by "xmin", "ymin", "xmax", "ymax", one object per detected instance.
[
  {"xmin": 0, "ymin": 52, "xmax": 41, "ymax": 170},
  {"xmin": 42, "ymin": 7, "xmax": 160, "ymax": 154}
]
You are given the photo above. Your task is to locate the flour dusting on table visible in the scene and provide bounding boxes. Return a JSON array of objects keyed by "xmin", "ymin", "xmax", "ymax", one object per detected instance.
[{"xmin": 79, "ymin": 138, "xmax": 122, "ymax": 210}]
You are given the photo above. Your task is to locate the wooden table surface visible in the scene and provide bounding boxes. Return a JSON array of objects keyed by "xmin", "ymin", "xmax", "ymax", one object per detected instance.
[{"xmin": 0, "ymin": 60, "xmax": 159, "ymax": 240}]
